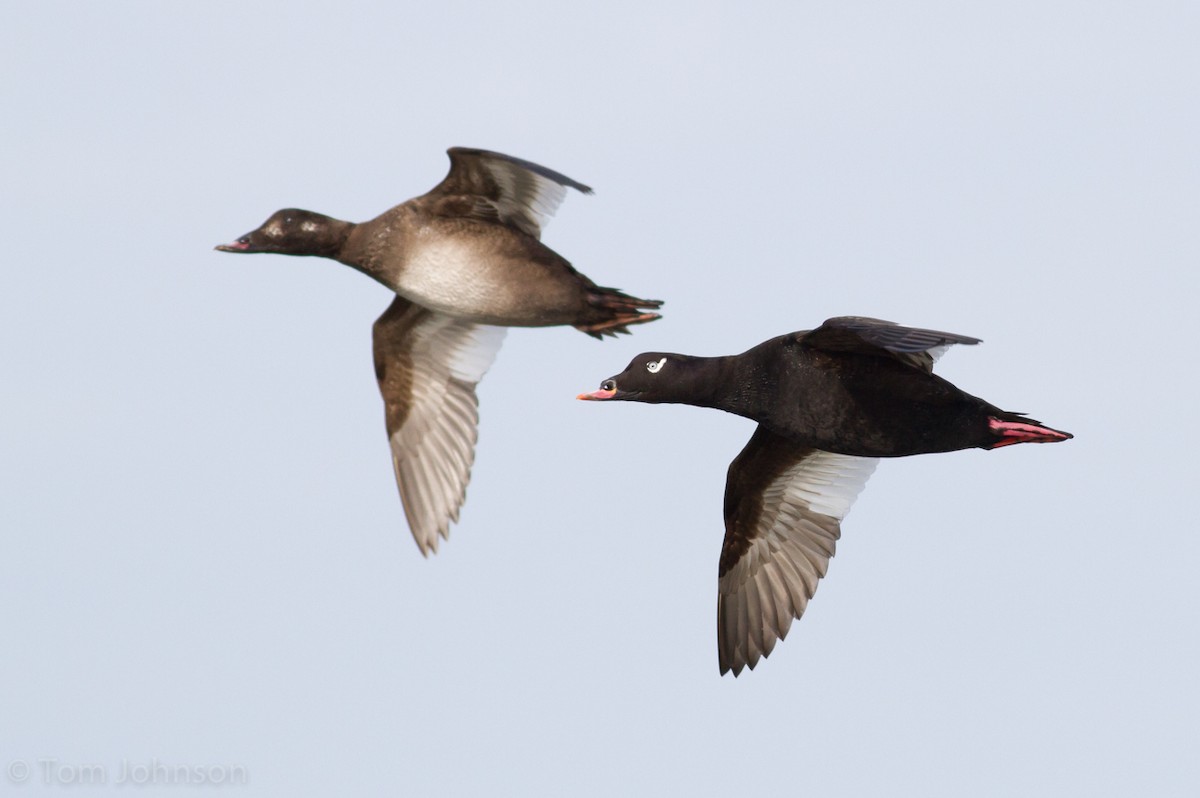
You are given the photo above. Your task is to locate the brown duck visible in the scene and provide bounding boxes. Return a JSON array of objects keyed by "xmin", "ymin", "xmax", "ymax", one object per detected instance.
[
  {"xmin": 218, "ymin": 147, "xmax": 662, "ymax": 555},
  {"xmin": 579, "ymin": 316, "xmax": 1071, "ymax": 675}
]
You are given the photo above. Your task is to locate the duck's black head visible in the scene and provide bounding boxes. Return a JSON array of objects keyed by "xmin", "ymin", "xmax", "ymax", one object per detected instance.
[
  {"xmin": 578, "ymin": 352, "xmax": 700, "ymax": 404},
  {"xmin": 215, "ymin": 208, "xmax": 348, "ymax": 258}
]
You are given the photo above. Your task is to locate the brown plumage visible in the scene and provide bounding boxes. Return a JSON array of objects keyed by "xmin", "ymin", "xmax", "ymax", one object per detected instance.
[{"xmin": 218, "ymin": 147, "xmax": 662, "ymax": 554}]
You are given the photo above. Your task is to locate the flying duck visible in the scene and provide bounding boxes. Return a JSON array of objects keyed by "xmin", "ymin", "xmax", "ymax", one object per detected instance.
[
  {"xmin": 579, "ymin": 316, "xmax": 1071, "ymax": 675},
  {"xmin": 218, "ymin": 147, "xmax": 662, "ymax": 555}
]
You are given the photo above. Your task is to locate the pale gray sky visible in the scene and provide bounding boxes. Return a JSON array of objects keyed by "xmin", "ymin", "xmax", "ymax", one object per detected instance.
[{"xmin": 3, "ymin": 1, "xmax": 1198, "ymax": 795}]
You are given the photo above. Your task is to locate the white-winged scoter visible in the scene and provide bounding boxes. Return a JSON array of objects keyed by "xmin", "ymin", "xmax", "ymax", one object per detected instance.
[
  {"xmin": 579, "ymin": 316, "xmax": 1071, "ymax": 675},
  {"xmin": 218, "ymin": 147, "xmax": 662, "ymax": 555}
]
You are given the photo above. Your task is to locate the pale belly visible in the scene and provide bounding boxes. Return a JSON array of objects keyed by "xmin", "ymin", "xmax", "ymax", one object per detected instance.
[{"xmin": 395, "ymin": 232, "xmax": 581, "ymax": 326}]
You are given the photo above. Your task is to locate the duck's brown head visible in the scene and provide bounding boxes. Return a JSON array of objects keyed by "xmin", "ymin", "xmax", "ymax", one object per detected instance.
[{"xmin": 215, "ymin": 209, "xmax": 348, "ymax": 258}]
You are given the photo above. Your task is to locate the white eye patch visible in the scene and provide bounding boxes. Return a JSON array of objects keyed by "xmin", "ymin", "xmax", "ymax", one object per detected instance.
[{"xmin": 646, "ymin": 357, "xmax": 666, "ymax": 374}]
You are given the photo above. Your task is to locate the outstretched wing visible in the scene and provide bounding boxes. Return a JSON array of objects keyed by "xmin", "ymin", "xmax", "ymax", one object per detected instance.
[
  {"xmin": 372, "ymin": 296, "xmax": 506, "ymax": 555},
  {"xmin": 423, "ymin": 147, "xmax": 593, "ymax": 239},
  {"xmin": 718, "ymin": 425, "xmax": 877, "ymax": 676},
  {"xmin": 802, "ymin": 316, "xmax": 981, "ymax": 372}
]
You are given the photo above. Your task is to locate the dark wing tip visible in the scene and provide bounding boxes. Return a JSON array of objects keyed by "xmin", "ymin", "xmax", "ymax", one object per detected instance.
[
  {"xmin": 447, "ymin": 146, "xmax": 593, "ymax": 194},
  {"xmin": 819, "ymin": 316, "xmax": 983, "ymax": 352}
]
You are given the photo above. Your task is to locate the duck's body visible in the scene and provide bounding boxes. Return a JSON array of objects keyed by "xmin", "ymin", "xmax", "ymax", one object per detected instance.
[
  {"xmin": 319, "ymin": 202, "xmax": 624, "ymax": 327},
  {"xmin": 580, "ymin": 316, "xmax": 1071, "ymax": 676},
  {"xmin": 218, "ymin": 147, "xmax": 662, "ymax": 555},
  {"xmin": 657, "ymin": 330, "xmax": 1027, "ymax": 456}
]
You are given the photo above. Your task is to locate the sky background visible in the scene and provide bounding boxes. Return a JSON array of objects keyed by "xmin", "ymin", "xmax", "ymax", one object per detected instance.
[{"xmin": 3, "ymin": 1, "xmax": 1198, "ymax": 795}]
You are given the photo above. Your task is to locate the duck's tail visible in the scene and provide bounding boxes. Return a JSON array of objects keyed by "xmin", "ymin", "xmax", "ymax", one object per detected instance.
[
  {"xmin": 575, "ymin": 287, "xmax": 663, "ymax": 338},
  {"xmin": 986, "ymin": 414, "xmax": 1073, "ymax": 448}
]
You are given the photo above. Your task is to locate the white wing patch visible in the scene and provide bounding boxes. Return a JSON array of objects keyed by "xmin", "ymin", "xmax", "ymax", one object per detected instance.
[
  {"xmin": 718, "ymin": 451, "xmax": 878, "ymax": 675},
  {"xmin": 444, "ymin": 324, "xmax": 507, "ymax": 383},
  {"xmin": 439, "ymin": 149, "xmax": 592, "ymax": 241},
  {"xmin": 646, "ymin": 357, "xmax": 666, "ymax": 374},
  {"xmin": 375, "ymin": 308, "xmax": 507, "ymax": 555},
  {"xmin": 926, "ymin": 344, "xmax": 952, "ymax": 364},
  {"xmin": 487, "ymin": 162, "xmax": 570, "ymax": 239},
  {"xmin": 787, "ymin": 452, "xmax": 878, "ymax": 519}
]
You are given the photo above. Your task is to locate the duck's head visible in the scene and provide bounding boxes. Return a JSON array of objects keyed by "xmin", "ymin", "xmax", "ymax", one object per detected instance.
[
  {"xmin": 578, "ymin": 352, "xmax": 689, "ymax": 403},
  {"xmin": 215, "ymin": 209, "xmax": 346, "ymax": 257}
]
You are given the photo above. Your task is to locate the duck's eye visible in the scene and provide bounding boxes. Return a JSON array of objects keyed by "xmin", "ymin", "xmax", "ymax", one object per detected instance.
[
  {"xmin": 645, "ymin": 357, "xmax": 666, "ymax": 374},
  {"xmin": 601, "ymin": 379, "xmax": 616, "ymax": 392}
]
